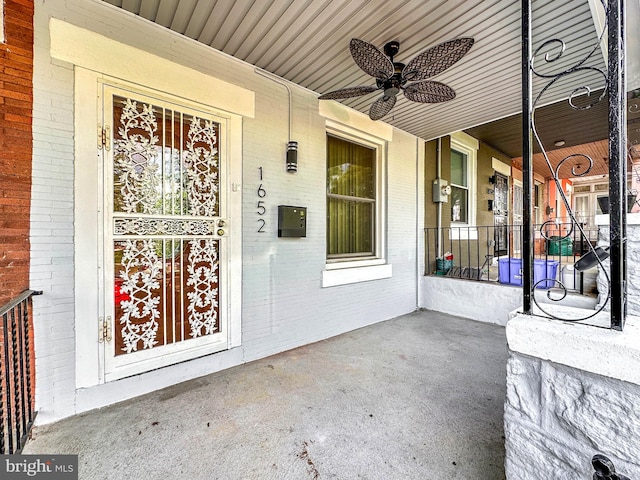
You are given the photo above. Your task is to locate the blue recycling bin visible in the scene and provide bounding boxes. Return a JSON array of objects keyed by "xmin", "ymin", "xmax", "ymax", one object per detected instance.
[
  {"xmin": 533, "ymin": 259, "xmax": 559, "ymax": 289},
  {"xmin": 498, "ymin": 258, "xmax": 523, "ymax": 286},
  {"xmin": 499, "ymin": 258, "xmax": 559, "ymax": 289}
]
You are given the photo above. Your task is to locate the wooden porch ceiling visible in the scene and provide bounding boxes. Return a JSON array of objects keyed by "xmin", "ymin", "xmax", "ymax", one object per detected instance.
[
  {"xmin": 511, "ymin": 139, "xmax": 609, "ymax": 180},
  {"xmin": 466, "ymin": 90, "xmax": 610, "ymax": 179}
]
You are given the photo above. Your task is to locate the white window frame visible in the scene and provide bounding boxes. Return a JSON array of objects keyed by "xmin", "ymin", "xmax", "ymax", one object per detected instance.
[
  {"xmin": 322, "ymin": 122, "xmax": 390, "ymax": 287},
  {"xmin": 450, "ymin": 132, "xmax": 477, "ymax": 227},
  {"xmin": 449, "ymin": 132, "xmax": 478, "ymax": 240}
]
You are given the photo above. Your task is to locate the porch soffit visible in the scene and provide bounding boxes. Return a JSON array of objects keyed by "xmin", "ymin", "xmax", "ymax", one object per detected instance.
[{"xmin": 99, "ymin": 0, "xmax": 611, "ymax": 144}]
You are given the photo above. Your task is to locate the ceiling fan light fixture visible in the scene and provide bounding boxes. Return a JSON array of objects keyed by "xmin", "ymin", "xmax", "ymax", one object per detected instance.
[
  {"xmin": 319, "ymin": 37, "xmax": 474, "ymax": 120},
  {"xmin": 383, "ymin": 88, "xmax": 399, "ymax": 98}
]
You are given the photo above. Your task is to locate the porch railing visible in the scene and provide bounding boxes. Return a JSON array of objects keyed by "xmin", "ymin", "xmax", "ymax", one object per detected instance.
[
  {"xmin": 425, "ymin": 223, "xmax": 599, "ymax": 295},
  {"xmin": 0, "ymin": 289, "xmax": 41, "ymax": 454}
]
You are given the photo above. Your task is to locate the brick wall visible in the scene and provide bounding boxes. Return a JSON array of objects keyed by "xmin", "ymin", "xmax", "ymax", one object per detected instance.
[
  {"xmin": 0, "ymin": 0, "xmax": 34, "ymax": 306},
  {"xmin": 0, "ymin": 0, "xmax": 36, "ymax": 447}
]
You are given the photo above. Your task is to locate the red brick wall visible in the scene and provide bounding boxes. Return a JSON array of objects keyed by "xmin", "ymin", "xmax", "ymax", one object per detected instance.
[{"xmin": 0, "ymin": 0, "xmax": 34, "ymax": 307}]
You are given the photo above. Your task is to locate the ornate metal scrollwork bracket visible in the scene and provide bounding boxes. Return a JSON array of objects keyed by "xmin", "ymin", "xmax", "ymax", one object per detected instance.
[
  {"xmin": 592, "ymin": 454, "xmax": 631, "ymax": 480},
  {"xmin": 527, "ymin": 0, "xmax": 613, "ymax": 323}
]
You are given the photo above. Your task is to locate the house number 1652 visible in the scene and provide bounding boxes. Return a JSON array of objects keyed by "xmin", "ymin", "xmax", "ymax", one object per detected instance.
[{"xmin": 257, "ymin": 167, "xmax": 266, "ymax": 232}]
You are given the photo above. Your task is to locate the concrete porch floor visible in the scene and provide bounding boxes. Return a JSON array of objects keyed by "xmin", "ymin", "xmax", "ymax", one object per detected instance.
[{"xmin": 24, "ymin": 310, "xmax": 508, "ymax": 479}]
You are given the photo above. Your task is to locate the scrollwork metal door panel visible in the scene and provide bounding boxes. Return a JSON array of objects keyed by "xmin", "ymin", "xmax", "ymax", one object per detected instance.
[
  {"xmin": 101, "ymin": 85, "xmax": 229, "ymax": 381},
  {"xmin": 493, "ymin": 172, "xmax": 509, "ymax": 257}
]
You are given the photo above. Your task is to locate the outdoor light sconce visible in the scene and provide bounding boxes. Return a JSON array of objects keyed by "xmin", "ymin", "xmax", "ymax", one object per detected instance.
[
  {"xmin": 286, "ymin": 141, "xmax": 298, "ymax": 173},
  {"xmin": 489, "ymin": 174, "xmax": 496, "ymax": 184},
  {"xmin": 546, "ymin": 205, "xmax": 554, "ymax": 215}
]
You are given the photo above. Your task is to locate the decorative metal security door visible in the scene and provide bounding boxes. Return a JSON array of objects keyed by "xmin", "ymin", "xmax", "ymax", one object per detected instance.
[
  {"xmin": 100, "ymin": 85, "xmax": 229, "ymax": 381},
  {"xmin": 493, "ymin": 172, "xmax": 509, "ymax": 257}
]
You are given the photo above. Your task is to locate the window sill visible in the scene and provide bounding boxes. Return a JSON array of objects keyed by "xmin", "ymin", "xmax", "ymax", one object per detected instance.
[
  {"xmin": 449, "ymin": 226, "xmax": 478, "ymax": 240},
  {"xmin": 322, "ymin": 263, "xmax": 392, "ymax": 287}
]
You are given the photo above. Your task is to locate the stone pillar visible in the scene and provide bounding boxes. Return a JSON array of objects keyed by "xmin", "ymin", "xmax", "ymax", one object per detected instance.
[
  {"xmin": 505, "ymin": 313, "xmax": 640, "ymax": 479},
  {"xmin": 595, "ymin": 213, "xmax": 640, "ymax": 315}
]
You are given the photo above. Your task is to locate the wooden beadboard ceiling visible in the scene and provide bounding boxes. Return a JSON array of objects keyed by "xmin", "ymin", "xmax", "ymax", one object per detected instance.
[
  {"xmin": 100, "ymin": 0, "xmax": 609, "ymax": 142},
  {"xmin": 511, "ymin": 139, "xmax": 610, "ymax": 179}
]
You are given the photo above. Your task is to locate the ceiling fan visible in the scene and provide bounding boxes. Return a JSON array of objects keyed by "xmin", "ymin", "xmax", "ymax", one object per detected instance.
[{"xmin": 318, "ymin": 37, "xmax": 474, "ymax": 120}]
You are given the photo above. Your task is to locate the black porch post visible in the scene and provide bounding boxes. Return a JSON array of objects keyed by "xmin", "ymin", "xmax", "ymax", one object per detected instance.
[
  {"xmin": 522, "ymin": 0, "xmax": 533, "ymax": 314},
  {"xmin": 608, "ymin": 0, "xmax": 627, "ymax": 330}
]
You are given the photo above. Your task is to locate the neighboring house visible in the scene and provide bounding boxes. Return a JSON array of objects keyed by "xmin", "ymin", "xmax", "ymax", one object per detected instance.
[{"xmin": 0, "ymin": 0, "xmax": 636, "ymax": 428}]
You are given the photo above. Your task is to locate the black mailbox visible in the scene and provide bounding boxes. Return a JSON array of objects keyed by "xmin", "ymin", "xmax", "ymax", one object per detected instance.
[{"xmin": 278, "ymin": 205, "xmax": 307, "ymax": 238}]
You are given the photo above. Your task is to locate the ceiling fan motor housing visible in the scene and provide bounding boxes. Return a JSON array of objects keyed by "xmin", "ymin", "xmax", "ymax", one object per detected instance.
[
  {"xmin": 383, "ymin": 40, "xmax": 400, "ymax": 59},
  {"xmin": 378, "ymin": 62, "xmax": 405, "ymax": 98}
]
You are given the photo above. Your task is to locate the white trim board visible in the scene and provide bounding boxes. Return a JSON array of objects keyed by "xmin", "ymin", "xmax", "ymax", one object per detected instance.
[{"xmin": 49, "ymin": 18, "xmax": 255, "ymax": 119}]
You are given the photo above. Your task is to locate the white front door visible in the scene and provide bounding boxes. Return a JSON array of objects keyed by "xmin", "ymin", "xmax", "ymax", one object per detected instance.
[
  {"xmin": 573, "ymin": 194, "xmax": 592, "ymax": 227},
  {"xmin": 99, "ymin": 84, "xmax": 230, "ymax": 381},
  {"xmin": 512, "ymin": 179, "xmax": 523, "ymax": 255}
]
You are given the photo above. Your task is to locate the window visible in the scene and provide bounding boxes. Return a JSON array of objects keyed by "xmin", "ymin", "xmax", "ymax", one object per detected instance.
[
  {"xmin": 321, "ymin": 120, "xmax": 391, "ymax": 287},
  {"xmin": 534, "ymin": 182, "xmax": 544, "ymax": 224},
  {"xmin": 450, "ymin": 148, "xmax": 469, "ymax": 223},
  {"xmin": 327, "ymin": 135, "xmax": 376, "ymax": 258},
  {"xmin": 449, "ymin": 132, "xmax": 478, "ymax": 226}
]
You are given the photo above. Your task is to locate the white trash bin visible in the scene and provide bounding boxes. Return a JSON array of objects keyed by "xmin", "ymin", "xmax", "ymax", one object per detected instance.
[{"xmin": 561, "ymin": 264, "xmax": 578, "ymax": 291}]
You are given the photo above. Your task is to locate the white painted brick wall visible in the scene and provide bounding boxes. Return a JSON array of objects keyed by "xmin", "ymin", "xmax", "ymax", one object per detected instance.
[
  {"xmin": 31, "ymin": 1, "xmax": 77, "ymax": 422},
  {"xmin": 420, "ymin": 275, "xmax": 522, "ymax": 325},
  {"xmin": 505, "ymin": 352, "xmax": 640, "ymax": 479},
  {"xmin": 31, "ymin": 0, "xmax": 422, "ymax": 423}
]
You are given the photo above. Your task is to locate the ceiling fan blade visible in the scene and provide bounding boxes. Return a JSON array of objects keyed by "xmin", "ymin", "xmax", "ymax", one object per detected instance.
[
  {"xmin": 402, "ymin": 37, "xmax": 474, "ymax": 81},
  {"xmin": 318, "ymin": 85, "xmax": 380, "ymax": 100},
  {"xmin": 350, "ymin": 38, "xmax": 395, "ymax": 80},
  {"xmin": 369, "ymin": 95, "xmax": 396, "ymax": 120},
  {"xmin": 404, "ymin": 80, "xmax": 456, "ymax": 103}
]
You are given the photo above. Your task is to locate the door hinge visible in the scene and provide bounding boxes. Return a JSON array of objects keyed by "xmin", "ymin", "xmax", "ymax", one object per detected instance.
[
  {"xmin": 98, "ymin": 316, "xmax": 113, "ymax": 343},
  {"xmin": 98, "ymin": 125, "xmax": 111, "ymax": 151}
]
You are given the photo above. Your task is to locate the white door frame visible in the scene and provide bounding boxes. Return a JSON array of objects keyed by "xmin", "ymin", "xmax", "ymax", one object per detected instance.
[{"xmin": 74, "ymin": 69, "xmax": 243, "ymax": 388}]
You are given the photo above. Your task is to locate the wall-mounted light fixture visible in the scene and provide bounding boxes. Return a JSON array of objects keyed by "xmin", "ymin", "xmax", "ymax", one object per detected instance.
[
  {"xmin": 254, "ymin": 69, "xmax": 299, "ymax": 175},
  {"xmin": 489, "ymin": 174, "xmax": 496, "ymax": 184},
  {"xmin": 286, "ymin": 141, "xmax": 298, "ymax": 173}
]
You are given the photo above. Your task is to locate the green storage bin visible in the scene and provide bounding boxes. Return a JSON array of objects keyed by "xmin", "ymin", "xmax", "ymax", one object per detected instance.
[
  {"xmin": 547, "ymin": 236, "xmax": 573, "ymax": 256},
  {"xmin": 436, "ymin": 258, "xmax": 453, "ymax": 273}
]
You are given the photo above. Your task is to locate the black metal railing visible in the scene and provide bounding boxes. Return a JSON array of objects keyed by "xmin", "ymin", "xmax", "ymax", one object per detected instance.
[
  {"xmin": 425, "ymin": 223, "xmax": 599, "ymax": 295},
  {"xmin": 523, "ymin": 0, "xmax": 627, "ymax": 329},
  {"xmin": 0, "ymin": 289, "xmax": 41, "ymax": 454}
]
